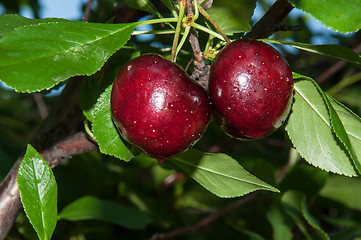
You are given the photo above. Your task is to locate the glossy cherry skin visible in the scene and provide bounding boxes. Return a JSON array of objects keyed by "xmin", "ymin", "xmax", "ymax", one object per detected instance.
[
  {"xmin": 111, "ymin": 54, "xmax": 211, "ymax": 159},
  {"xmin": 209, "ymin": 39, "xmax": 294, "ymax": 140}
]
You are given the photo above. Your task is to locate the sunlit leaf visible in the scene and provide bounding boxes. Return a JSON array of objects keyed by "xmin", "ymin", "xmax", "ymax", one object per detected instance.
[
  {"xmin": 207, "ymin": 0, "xmax": 257, "ymax": 34},
  {"xmin": 17, "ymin": 145, "xmax": 57, "ymax": 240},
  {"xmin": 289, "ymin": 0, "xmax": 361, "ymax": 33},
  {"xmin": 0, "ymin": 20, "xmax": 137, "ymax": 92},
  {"xmin": 167, "ymin": 148, "xmax": 279, "ymax": 198},
  {"xmin": 92, "ymin": 85, "xmax": 134, "ymax": 161},
  {"xmin": 285, "ymin": 75, "xmax": 358, "ymax": 176},
  {"xmin": 0, "ymin": 14, "xmax": 69, "ymax": 38}
]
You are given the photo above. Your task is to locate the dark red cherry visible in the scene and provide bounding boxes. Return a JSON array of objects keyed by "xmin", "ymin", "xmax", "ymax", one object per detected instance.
[
  {"xmin": 111, "ymin": 54, "xmax": 211, "ymax": 159},
  {"xmin": 209, "ymin": 39, "xmax": 294, "ymax": 140}
]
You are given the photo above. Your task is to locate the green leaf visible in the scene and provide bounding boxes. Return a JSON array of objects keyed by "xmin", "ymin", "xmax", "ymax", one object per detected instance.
[
  {"xmin": 92, "ymin": 85, "xmax": 134, "ymax": 161},
  {"xmin": 0, "ymin": 20, "xmax": 137, "ymax": 92},
  {"xmin": 0, "ymin": 14, "xmax": 70, "ymax": 38},
  {"xmin": 17, "ymin": 145, "xmax": 57, "ymax": 240},
  {"xmin": 289, "ymin": 0, "xmax": 361, "ymax": 33},
  {"xmin": 160, "ymin": 0, "xmax": 176, "ymax": 13},
  {"xmin": 282, "ymin": 191, "xmax": 329, "ymax": 240},
  {"xmin": 167, "ymin": 149, "xmax": 279, "ymax": 198},
  {"xmin": 124, "ymin": 0, "xmax": 159, "ymax": 15},
  {"xmin": 207, "ymin": 0, "xmax": 257, "ymax": 34},
  {"xmin": 285, "ymin": 75, "xmax": 358, "ymax": 176},
  {"xmin": 320, "ymin": 175, "xmax": 361, "ymax": 212},
  {"xmin": 279, "ymin": 165, "xmax": 328, "ymax": 199},
  {"xmin": 266, "ymin": 204, "xmax": 294, "ymax": 240},
  {"xmin": 263, "ymin": 39, "xmax": 361, "ymax": 69},
  {"xmin": 327, "ymin": 95, "xmax": 361, "ymax": 174},
  {"xmin": 58, "ymin": 196, "xmax": 151, "ymax": 229},
  {"xmin": 79, "ymin": 46, "xmax": 140, "ymax": 122}
]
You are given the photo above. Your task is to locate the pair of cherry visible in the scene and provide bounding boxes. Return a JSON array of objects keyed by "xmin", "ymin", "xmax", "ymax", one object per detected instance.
[{"xmin": 111, "ymin": 39, "xmax": 294, "ymax": 160}]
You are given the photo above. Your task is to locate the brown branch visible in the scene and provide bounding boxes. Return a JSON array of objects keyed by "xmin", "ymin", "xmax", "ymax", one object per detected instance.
[
  {"xmin": 186, "ymin": 0, "xmax": 210, "ymax": 89},
  {"xmin": 0, "ymin": 78, "xmax": 97, "ymax": 239},
  {"xmin": 245, "ymin": 0, "xmax": 294, "ymax": 39},
  {"xmin": 0, "ymin": 132, "xmax": 96, "ymax": 239},
  {"xmin": 82, "ymin": 0, "xmax": 94, "ymax": 22},
  {"xmin": 316, "ymin": 41, "xmax": 361, "ymax": 84},
  {"xmin": 148, "ymin": 192, "xmax": 258, "ymax": 240}
]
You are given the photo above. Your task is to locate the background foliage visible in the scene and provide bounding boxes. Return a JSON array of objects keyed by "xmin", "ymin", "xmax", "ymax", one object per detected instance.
[{"xmin": 1, "ymin": 0, "xmax": 361, "ymax": 239}]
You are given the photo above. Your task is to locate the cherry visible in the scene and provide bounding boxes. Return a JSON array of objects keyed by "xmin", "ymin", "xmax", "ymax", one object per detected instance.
[
  {"xmin": 111, "ymin": 54, "xmax": 211, "ymax": 159},
  {"xmin": 209, "ymin": 39, "xmax": 294, "ymax": 140}
]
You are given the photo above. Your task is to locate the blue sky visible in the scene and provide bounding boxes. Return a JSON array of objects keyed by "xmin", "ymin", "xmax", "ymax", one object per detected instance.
[{"xmin": 11, "ymin": 0, "xmax": 87, "ymax": 19}]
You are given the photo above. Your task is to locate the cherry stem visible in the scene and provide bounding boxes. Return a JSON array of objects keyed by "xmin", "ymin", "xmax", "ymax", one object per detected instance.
[
  {"xmin": 170, "ymin": 0, "xmax": 186, "ymax": 62},
  {"xmin": 174, "ymin": 24, "xmax": 191, "ymax": 60},
  {"xmin": 190, "ymin": 22, "xmax": 224, "ymax": 41},
  {"xmin": 196, "ymin": 2, "xmax": 231, "ymax": 44},
  {"xmin": 136, "ymin": 17, "xmax": 178, "ymax": 27},
  {"xmin": 132, "ymin": 29, "xmax": 175, "ymax": 35}
]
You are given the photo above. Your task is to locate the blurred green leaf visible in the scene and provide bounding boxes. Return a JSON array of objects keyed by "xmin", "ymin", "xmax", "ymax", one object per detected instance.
[
  {"xmin": 264, "ymin": 39, "xmax": 361, "ymax": 69},
  {"xmin": 160, "ymin": 0, "xmax": 175, "ymax": 12},
  {"xmin": 207, "ymin": 0, "xmax": 257, "ymax": 34},
  {"xmin": 124, "ymin": 0, "xmax": 158, "ymax": 15},
  {"xmin": 282, "ymin": 190, "xmax": 329, "ymax": 240},
  {"xmin": 167, "ymin": 148, "xmax": 279, "ymax": 198},
  {"xmin": 266, "ymin": 204, "xmax": 293, "ymax": 240},
  {"xmin": 289, "ymin": 0, "xmax": 361, "ymax": 33},
  {"xmin": 279, "ymin": 165, "xmax": 328, "ymax": 199},
  {"xmin": 58, "ymin": 196, "xmax": 151, "ymax": 229},
  {"xmin": 320, "ymin": 175, "xmax": 361, "ymax": 212},
  {"xmin": 285, "ymin": 75, "xmax": 358, "ymax": 176},
  {"xmin": 0, "ymin": 20, "xmax": 137, "ymax": 92},
  {"xmin": 17, "ymin": 145, "xmax": 57, "ymax": 240},
  {"xmin": 92, "ymin": 85, "xmax": 134, "ymax": 161}
]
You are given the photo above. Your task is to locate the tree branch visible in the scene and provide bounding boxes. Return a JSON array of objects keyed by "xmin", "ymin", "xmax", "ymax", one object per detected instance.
[
  {"xmin": 245, "ymin": 0, "xmax": 294, "ymax": 39},
  {"xmin": 148, "ymin": 192, "xmax": 258, "ymax": 240},
  {"xmin": 0, "ymin": 79, "xmax": 97, "ymax": 239}
]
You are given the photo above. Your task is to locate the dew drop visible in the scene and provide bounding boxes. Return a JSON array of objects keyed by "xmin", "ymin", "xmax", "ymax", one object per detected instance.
[
  {"xmin": 127, "ymin": 65, "xmax": 132, "ymax": 70},
  {"xmin": 153, "ymin": 60, "xmax": 158, "ymax": 64}
]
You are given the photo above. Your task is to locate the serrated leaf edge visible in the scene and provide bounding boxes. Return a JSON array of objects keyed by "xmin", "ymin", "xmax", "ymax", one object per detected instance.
[{"xmin": 171, "ymin": 152, "xmax": 279, "ymax": 198}]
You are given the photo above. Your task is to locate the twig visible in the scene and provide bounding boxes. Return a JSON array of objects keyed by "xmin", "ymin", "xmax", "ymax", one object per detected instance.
[
  {"xmin": 32, "ymin": 93, "xmax": 48, "ymax": 119},
  {"xmin": 0, "ymin": 78, "xmax": 97, "ymax": 239},
  {"xmin": 186, "ymin": 0, "xmax": 210, "ymax": 89},
  {"xmin": 148, "ymin": 192, "xmax": 258, "ymax": 240},
  {"xmin": 245, "ymin": 0, "xmax": 294, "ymax": 39},
  {"xmin": 82, "ymin": 0, "xmax": 94, "ymax": 22},
  {"xmin": 316, "ymin": 41, "xmax": 361, "ymax": 84}
]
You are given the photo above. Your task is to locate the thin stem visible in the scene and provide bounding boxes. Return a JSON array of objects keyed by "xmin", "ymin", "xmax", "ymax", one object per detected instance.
[
  {"xmin": 174, "ymin": 25, "xmax": 191, "ymax": 60},
  {"xmin": 170, "ymin": 0, "xmax": 186, "ymax": 62},
  {"xmin": 132, "ymin": 29, "xmax": 176, "ymax": 35},
  {"xmin": 190, "ymin": 22, "xmax": 225, "ymax": 41},
  {"xmin": 196, "ymin": 2, "xmax": 231, "ymax": 43},
  {"xmin": 192, "ymin": 0, "xmax": 199, "ymax": 20},
  {"xmin": 136, "ymin": 17, "xmax": 178, "ymax": 27}
]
